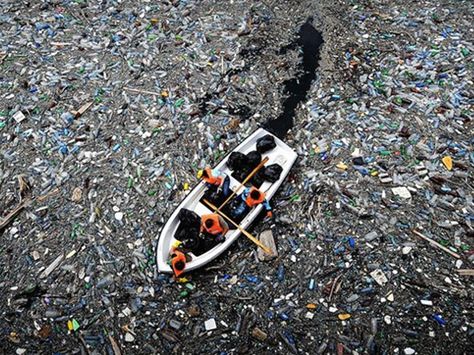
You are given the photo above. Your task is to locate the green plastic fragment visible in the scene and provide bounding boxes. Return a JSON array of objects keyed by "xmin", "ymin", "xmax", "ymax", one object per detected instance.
[
  {"xmin": 72, "ymin": 319, "xmax": 80, "ymax": 331},
  {"xmin": 290, "ymin": 194, "xmax": 300, "ymax": 202},
  {"xmin": 373, "ymin": 79, "xmax": 384, "ymax": 88},
  {"xmin": 0, "ymin": 121, "xmax": 5, "ymax": 129},
  {"xmin": 175, "ymin": 98, "xmax": 184, "ymax": 107}
]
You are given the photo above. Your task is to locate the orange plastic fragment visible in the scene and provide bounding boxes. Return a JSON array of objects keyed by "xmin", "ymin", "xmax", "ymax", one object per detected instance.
[{"xmin": 442, "ymin": 156, "xmax": 453, "ymax": 171}]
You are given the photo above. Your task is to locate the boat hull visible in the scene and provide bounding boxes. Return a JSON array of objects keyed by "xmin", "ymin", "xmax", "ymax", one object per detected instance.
[{"xmin": 156, "ymin": 128, "xmax": 298, "ymax": 273}]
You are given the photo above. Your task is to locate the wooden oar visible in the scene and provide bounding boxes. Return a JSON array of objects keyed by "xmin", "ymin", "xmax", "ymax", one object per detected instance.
[
  {"xmin": 203, "ymin": 199, "xmax": 272, "ymax": 254},
  {"xmin": 218, "ymin": 157, "xmax": 269, "ymax": 210}
]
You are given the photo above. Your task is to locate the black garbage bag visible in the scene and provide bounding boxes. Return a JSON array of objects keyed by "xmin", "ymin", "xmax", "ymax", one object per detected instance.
[
  {"xmin": 250, "ymin": 169, "xmax": 266, "ymax": 188},
  {"xmin": 176, "ymin": 225, "xmax": 199, "ymax": 241},
  {"xmin": 178, "ymin": 208, "xmax": 200, "ymax": 228},
  {"xmin": 263, "ymin": 164, "xmax": 283, "ymax": 182},
  {"xmin": 227, "ymin": 152, "xmax": 248, "ymax": 171},
  {"xmin": 232, "ymin": 169, "xmax": 248, "ymax": 183},
  {"xmin": 256, "ymin": 134, "xmax": 276, "ymax": 153},
  {"xmin": 246, "ymin": 150, "xmax": 262, "ymax": 170},
  {"xmin": 181, "ymin": 233, "xmax": 203, "ymax": 253}
]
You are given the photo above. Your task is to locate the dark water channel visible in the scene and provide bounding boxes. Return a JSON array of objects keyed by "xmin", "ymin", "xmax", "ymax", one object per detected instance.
[{"xmin": 264, "ymin": 17, "xmax": 324, "ymax": 138}]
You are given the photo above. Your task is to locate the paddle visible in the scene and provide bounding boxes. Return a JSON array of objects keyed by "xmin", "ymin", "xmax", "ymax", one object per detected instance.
[
  {"xmin": 203, "ymin": 199, "xmax": 272, "ymax": 254},
  {"xmin": 218, "ymin": 156, "xmax": 269, "ymax": 210}
]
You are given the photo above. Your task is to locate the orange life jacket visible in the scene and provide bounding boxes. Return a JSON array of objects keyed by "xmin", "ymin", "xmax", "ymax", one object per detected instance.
[
  {"xmin": 245, "ymin": 187, "xmax": 266, "ymax": 207},
  {"xmin": 202, "ymin": 167, "xmax": 222, "ymax": 186},
  {"xmin": 171, "ymin": 250, "xmax": 186, "ymax": 277},
  {"xmin": 201, "ymin": 214, "xmax": 228, "ymax": 236}
]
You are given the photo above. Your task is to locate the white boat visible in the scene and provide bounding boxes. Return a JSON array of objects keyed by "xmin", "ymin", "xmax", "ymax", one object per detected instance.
[{"xmin": 156, "ymin": 128, "xmax": 298, "ymax": 273}]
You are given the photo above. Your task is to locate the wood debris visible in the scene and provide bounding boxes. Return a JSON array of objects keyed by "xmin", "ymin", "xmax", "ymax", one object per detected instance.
[{"xmin": 412, "ymin": 229, "xmax": 461, "ymax": 259}]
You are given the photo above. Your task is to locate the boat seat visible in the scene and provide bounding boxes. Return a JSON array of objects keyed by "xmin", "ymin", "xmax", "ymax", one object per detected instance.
[
  {"xmin": 194, "ymin": 201, "xmax": 213, "ymax": 217},
  {"xmin": 273, "ymin": 154, "xmax": 287, "ymax": 166}
]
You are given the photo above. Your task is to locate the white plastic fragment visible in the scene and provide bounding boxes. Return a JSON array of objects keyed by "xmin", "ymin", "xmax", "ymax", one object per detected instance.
[
  {"xmin": 257, "ymin": 230, "xmax": 278, "ymax": 261},
  {"xmin": 392, "ymin": 187, "xmax": 412, "ymax": 199},
  {"xmin": 32, "ymin": 250, "xmax": 40, "ymax": 260},
  {"xmin": 124, "ymin": 332, "xmax": 135, "ymax": 342},
  {"xmin": 204, "ymin": 318, "xmax": 217, "ymax": 331},
  {"xmin": 66, "ymin": 250, "xmax": 77, "ymax": 259},
  {"xmin": 13, "ymin": 111, "xmax": 26, "ymax": 123},
  {"xmin": 39, "ymin": 254, "xmax": 64, "ymax": 279},
  {"xmin": 370, "ymin": 269, "xmax": 388, "ymax": 286}
]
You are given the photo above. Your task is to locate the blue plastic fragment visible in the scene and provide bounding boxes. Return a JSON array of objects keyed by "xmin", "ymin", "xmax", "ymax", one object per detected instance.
[
  {"xmin": 265, "ymin": 310, "xmax": 274, "ymax": 319},
  {"xmin": 288, "ymin": 238, "xmax": 298, "ymax": 251},
  {"xmin": 35, "ymin": 22, "xmax": 50, "ymax": 31},
  {"xmin": 61, "ymin": 112, "xmax": 75, "ymax": 126},
  {"xmin": 245, "ymin": 275, "xmax": 259, "ymax": 283},
  {"xmin": 277, "ymin": 264, "xmax": 285, "ymax": 282},
  {"xmin": 433, "ymin": 314, "xmax": 447, "ymax": 326},
  {"xmin": 348, "ymin": 237, "xmax": 356, "ymax": 248},
  {"xmin": 353, "ymin": 166, "xmax": 369, "ymax": 175},
  {"xmin": 58, "ymin": 143, "xmax": 68, "ymax": 155}
]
